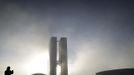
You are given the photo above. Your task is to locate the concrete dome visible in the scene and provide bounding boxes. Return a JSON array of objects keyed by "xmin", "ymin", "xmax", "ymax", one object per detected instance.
[
  {"xmin": 96, "ymin": 68, "xmax": 134, "ymax": 75},
  {"xmin": 32, "ymin": 73, "xmax": 46, "ymax": 75}
]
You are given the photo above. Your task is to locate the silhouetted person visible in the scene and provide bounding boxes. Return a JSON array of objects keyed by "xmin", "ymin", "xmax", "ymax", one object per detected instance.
[{"xmin": 5, "ymin": 66, "xmax": 14, "ymax": 75}]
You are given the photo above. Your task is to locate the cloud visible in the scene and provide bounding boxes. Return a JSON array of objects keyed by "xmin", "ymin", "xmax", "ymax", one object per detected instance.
[
  {"xmin": 0, "ymin": 3, "xmax": 49, "ymax": 75},
  {"xmin": 68, "ymin": 36, "xmax": 134, "ymax": 75},
  {"xmin": 0, "ymin": 1, "xmax": 134, "ymax": 75}
]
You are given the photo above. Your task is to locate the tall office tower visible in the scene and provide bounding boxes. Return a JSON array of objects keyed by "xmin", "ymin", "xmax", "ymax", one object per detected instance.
[
  {"xmin": 49, "ymin": 37, "xmax": 57, "ymax": 75},
  {"xmin": 59, "ymin": 37, "xmax": 68, "ymax": 75}
]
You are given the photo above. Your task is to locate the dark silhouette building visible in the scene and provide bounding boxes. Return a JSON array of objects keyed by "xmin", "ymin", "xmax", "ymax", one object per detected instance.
[
  {"xmin": 59, "ymin": 37, "xmax": 68, "ymax": 75},
  {"xmin": 49, "ymin": 37, "xmax": 68, "ymax": 75},
  {"xmin": 49, "ymin": 37, "xmax": 57, "ymax": 75},
  {"xmin": 96, "ymin": 68, "xmax": 134, "ymax": 75}
]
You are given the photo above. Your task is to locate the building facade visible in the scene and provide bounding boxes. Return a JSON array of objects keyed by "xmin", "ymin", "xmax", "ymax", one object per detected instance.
[{"xmin": 49, "ymin": 37, "xmax": 68, "ymax": 75}]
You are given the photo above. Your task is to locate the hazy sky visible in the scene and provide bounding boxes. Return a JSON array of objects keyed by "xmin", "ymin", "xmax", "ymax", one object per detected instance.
[{"xmin": 0, "ymin": 0, "xmax": 134, "ymax": 75}]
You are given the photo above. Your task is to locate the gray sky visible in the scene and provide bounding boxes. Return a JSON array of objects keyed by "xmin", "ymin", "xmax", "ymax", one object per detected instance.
[{"xmin": 0, "ymin": 0, "xmax": 134, "ymax": 75}]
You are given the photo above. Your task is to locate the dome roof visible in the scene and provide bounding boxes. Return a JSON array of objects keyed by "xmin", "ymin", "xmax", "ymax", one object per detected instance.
[
  {"xmin": 32, "ymin": 73, "xmax": 46, "ymax": 75},
  {"xmin": 96, "ymin": 68, "xmax": 134, "ymax": 75}
]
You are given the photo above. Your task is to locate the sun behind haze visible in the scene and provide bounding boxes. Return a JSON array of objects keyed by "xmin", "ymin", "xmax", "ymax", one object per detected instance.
[{"xmin": 0, "ymin": 1, "xmax": 134, "ymax": 75}]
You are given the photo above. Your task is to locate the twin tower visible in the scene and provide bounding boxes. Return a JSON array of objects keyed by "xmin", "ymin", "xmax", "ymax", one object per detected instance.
[{"xmin": 49, "ymin": 37, "xmax": 68, "ymax": 75}]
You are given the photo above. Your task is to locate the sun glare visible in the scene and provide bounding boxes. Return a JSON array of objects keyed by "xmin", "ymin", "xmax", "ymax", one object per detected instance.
[
  {"xmin": 22, "ymin": 52, "xmax": 49, "ymax": 75},
  {"xmin": 57, "ymin": 65, "xmax": 61, "ymax": 75},
  {"xmin": 21, "ymin": 46, "xmax": 62, "ymax": 75}
]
